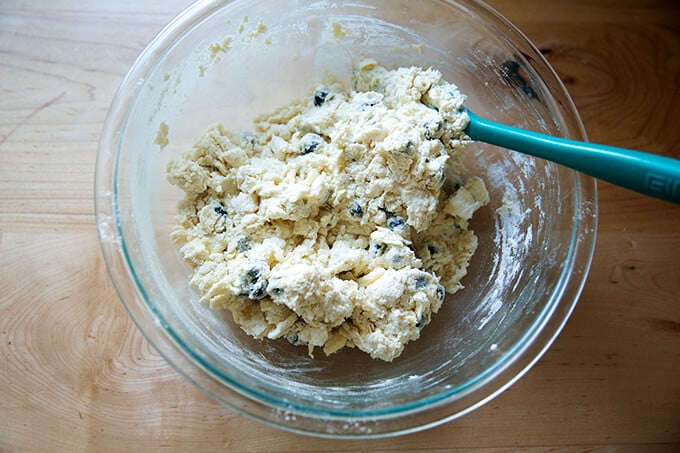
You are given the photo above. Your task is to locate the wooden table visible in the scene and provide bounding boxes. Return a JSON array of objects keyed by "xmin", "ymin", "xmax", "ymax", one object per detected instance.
[{"xmin": 2, "ymin": 0, "xmax": 679, "ymax": 450}]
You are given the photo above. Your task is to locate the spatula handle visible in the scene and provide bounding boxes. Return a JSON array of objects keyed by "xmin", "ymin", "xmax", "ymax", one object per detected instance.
[{"xmin": 465, "ymin": 109, "xmax": 680, "ymax": 204}]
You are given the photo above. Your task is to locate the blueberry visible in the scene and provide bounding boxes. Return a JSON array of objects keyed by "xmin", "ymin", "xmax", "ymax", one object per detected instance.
[
  {"xmin": 387, "ymin": 216, "xmax": 406, "ymax": 230},
  {"xmin": 415, "ymin": 277, "xmax": 427, "ymax": 288},
  {"xmin": 415, "ymin": 314, "xmax": 426, "ymax": 328},
  {"xmin": 350, "ymin": 201, "xmax": 363, "ymax": 217},
  {"xmin": 313, "ymin": 89, "xmax": 330, "ymax": 107},
  {"xmin": 300, "ymin": 132, "xmax": 323, "ymax": 155},
  {"xmin": 287, "ymin": 333, "xmax": 304, "ymax": 346},
  {"xmin": 443, "ymin": 180, "xmax": 462, "ymax": 195},
  {"xmin": 237, "ymin": 238, "xmax": 251, "ymax": 252},
  {"xmin": 248, "ymin": 276, "xmax": 268, "ymax": 299},
  {"xmin": 368, "ymin": 242, "xmax": 383, "ymax": 258},
  {"xmin": 241, "ymin": 132, "xmax": 256, "ymax": 148},
  {"xmin": 436, "ymin": 285, "xmax": 445, "ymax": 301},
  {"xmin": 214, "ymin": 204, "xmax": 228, "ymax": 216},
  {"xmin": 423, "ymin": 120, "xmax": 443, "ymax": 139},
  {"xmin": 391, "ymin": 254, "xmax": 404, "ymax": 265},
  {"xmin": 501, "ymin": 60, "xmax": 539, "ymax": 100},
  {"xmin": 243, "ymin": 266, "xmax": 268, "ymax": 300}
]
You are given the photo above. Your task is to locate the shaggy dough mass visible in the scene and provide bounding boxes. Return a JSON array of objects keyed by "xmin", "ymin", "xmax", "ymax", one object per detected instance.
[{"xmin": 167, "ymin": 60, "xmax": 489, "ymax": 361}]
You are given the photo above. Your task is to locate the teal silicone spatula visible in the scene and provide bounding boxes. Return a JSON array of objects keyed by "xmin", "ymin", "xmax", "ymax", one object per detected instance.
[{"xmin": 464, "ymin": 109, "xmax": 680, "ymax": 204}]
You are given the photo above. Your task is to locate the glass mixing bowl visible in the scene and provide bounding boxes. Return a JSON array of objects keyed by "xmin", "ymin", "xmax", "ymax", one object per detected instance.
[{"xmin": 95, "ymin": 0, "xmax": 597, "ymax": 438}]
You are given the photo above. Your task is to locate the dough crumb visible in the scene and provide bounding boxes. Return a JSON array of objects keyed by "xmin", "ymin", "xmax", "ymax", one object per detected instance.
[
  {"xmin": 330, "ymin": 21, "xmax": 352, "ymax": 39},
  {"xmin": 238, "ymin": 15, "xmax": 249, "ymax": 34},
  {"xmin": 249, "ymin": 20, "xmax": 267, "ymax": 38},
  {"xmin": 168, "ymin": 63, "xmax": 488, "ymax": 361},
  {"xmin": 209, "ymin": 36, "xmax": 233, "ymax": 58},
  {"xmin": 155, "ymin": 121, "xmax": 169, "ymax": 149}
]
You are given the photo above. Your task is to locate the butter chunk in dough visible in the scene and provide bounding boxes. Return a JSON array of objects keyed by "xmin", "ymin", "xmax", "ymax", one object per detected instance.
[{"xmin": 168, "ymin": 62, "xmax": 488, "ymax": 361}]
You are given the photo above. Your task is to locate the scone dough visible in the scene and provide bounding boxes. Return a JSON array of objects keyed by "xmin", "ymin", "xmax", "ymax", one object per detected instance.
[{"xmin": 167, "ymin": 60, "xmax": 489, "ymax": 361}]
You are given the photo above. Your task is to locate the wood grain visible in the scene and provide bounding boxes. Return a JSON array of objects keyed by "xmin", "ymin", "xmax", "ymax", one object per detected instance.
[{"xmin": 1, "ymin": 0, "xmax": 679, "ymax": 451}]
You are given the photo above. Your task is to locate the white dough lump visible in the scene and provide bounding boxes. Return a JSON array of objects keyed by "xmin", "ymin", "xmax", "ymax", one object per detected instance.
[{"xmin": 167, "ymin": 60, "xmax": 489, "ymax": 361}]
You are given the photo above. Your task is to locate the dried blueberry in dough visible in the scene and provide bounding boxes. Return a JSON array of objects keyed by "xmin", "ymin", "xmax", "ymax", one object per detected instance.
[
  {"xmin": 423, "ymin": 119, "xmax": 444, "ymax": 140},
  {"xmin": 436, "ymin": 284, "xmax": 446, "ymax": 301},
  {"xmin": 300, "ymin": 132, "xmax": 323, "ymax": 155},
  {"xmin": 213, "ymin": 204, "xmax": 228, "ymax": 217},
  {"xmin": 286, "ymin": 332, "xmax": 305, "ymax": 346},
  {"xmin": 236, "ymin": 237, "xmax": 251, "ymax": 252},
  {"xmin": 313, "ymin": 89, "xmax": 330, "ymax": 107},
  {"xmin": 368, "ymin": 242, "xmax": 383, "ymax": 258},
  {"xmin": 387, "ymin": 215, "xmax": 406, "ymax": 231},
  {"xmin": 242, "ymin": 264, "xmax": 268, "ymax": 300},
  {"xmin": 350, "ymin": 201, "xmax": 364, "ymax": 217}
]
